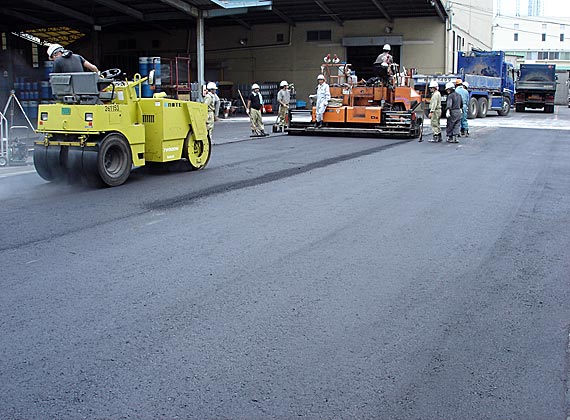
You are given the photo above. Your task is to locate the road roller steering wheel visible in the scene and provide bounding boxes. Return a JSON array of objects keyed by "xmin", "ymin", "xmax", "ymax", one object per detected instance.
[{"xmin": 100, "ymin": 68, "xmax": 122, "ymax": 79}]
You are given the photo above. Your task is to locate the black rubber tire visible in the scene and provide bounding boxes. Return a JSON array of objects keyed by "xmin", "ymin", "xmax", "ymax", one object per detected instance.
[
  {"xmin": 544, "ymin": 105, "xmax": 554, "ymax": 114},
  {"xmin": 65, "ymin": 148, "xmax": 85, "ymax": 185},
  {"xmin": 515, "ymin": 104, "xmax": 524, "ymax": 112},
  {"xmin": 34, "ymin": 145, "xmax": 67, "ymax": 181},
  {"xmin": 468, "ymin": 97, "xmax": 478, "ymax": 119},
  {"xmin": 477, "ymin": 97, "xmax": 488, "ymax": 118},
  {"xmin": 0, "ymin": 155, "xmax": 7, "ymax": 167},
  {"xmin": 95, "ymin": 134, "xmax": 132, "ymax": 187},
  {"xmin": 497, "ymin": 97, "xmax": 511, "ymax": 116}
]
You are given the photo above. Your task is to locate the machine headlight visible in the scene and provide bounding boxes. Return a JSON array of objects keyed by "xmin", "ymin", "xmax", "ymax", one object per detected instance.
[
  {"xmin": 85, "ymin": 113, "xmax": 93, "ymax": 122},
  {"xmin": 41, "ymin": 112, "xmax": 48, "ymax": 121}
]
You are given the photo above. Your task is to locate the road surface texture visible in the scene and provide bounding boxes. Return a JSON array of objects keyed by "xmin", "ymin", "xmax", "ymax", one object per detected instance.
[{"xmin": 1, "ymin": 106, "xmax": 569, "ymax": 419}]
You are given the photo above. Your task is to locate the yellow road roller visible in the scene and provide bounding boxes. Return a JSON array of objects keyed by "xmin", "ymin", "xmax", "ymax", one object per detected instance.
[{"xmin": 35, "ymin": 69, "xmax": 210, "ymax": 187}]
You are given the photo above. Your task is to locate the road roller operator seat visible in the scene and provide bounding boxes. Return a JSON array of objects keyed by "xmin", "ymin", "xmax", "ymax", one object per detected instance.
[{"xmin": 50, "ymin": 72, "xmax": 114, "ymax": 105}]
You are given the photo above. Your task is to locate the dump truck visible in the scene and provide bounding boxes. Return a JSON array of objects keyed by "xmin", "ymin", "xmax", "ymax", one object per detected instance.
[
  {"xmin": 514, "ymin": 64, "xmax": 557, "ymax": 113},
  {"xmin": 287, "ymin": 63, "xmax": 424, "ymax": 138},
  {"xmin": 34, "ymin": 69, "xmax": 210, "ymax": 187},
  {"xmin": 413, "ymin": 50, "xmax": 515, "ymax": 118}
]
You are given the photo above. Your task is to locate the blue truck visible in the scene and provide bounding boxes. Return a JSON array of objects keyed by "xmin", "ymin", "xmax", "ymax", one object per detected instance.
[
  {"xmin": 413, "ymin": 50, "xmax": 515, "ymax": 118},
  {"xmin": 514, "ymin": 63, "xmax": 556, "ymax": 113}
]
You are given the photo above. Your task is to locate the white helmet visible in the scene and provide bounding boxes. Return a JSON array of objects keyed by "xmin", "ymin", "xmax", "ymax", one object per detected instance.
[
  {"xmin": 445, "ymin": 81, "xmax": 455, "ymax": 90},
  {"xmin": 462, "ymin": 81, "xmax": 469, "ymax": 88},
  {"xmin": 206, "ymin": 82, "xmax": 217, "ymax": 90},
  {"xmin": 429, "ymin": 80, "xmax": 439, "ymax": 88},
  {"xmin": 317, "ymin": 74, "xmax": 325, "ymax": 80},
  {"xmin": 383, "ymin": 44, "xmax": 391, "ymax": 51},
  {"xmin": 280, "ymin": 80, "xmax": 288, "ymax": 87},
  {"xmin": 251, "ymin": 83, "xmax": 260, "ymax": 90},
  {"xmin": 47, "ymin": 43, "xmax": 64, "ymax": 58}
]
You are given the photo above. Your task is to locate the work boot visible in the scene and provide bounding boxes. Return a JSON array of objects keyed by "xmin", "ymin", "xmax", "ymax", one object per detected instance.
[
  {"xmin": 314, "ymin": 121, "xmax": 319, "ymax": 128},
  {"xmin": 465, "ymin": 130, "xmax": 470, "ymax": 137},
  {"xmin": 436, "ymin": 134, "xmax": 442, "ymax": 142},
  {"xmin": 261, "ymin": 131, "xmax": 269, "ymax": 136}
]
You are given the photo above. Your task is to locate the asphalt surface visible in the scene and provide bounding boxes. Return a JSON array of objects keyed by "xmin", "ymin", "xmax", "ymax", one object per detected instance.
[{"xmin": 1, "ymin": 106, "xmax": 570, "ymax": 419}]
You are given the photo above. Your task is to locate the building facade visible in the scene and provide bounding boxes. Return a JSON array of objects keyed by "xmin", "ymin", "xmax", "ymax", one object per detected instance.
[{"xmin": 493, "ymin": 14, "xmax": 570, "ymax": 104}]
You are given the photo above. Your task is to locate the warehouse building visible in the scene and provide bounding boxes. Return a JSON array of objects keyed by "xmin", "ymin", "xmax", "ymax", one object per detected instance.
[{"xmin": 0, "ymin": 0, "xmax": 492, "ymax": 111}]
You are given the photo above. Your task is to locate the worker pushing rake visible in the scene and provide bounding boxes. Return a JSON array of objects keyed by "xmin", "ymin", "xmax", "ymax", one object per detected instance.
[{"xmin": 238, "ymin": 86, "xmax": 269, "ymax": 137}]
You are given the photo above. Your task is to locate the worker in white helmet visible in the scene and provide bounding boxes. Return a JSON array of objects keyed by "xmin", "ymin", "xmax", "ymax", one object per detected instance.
[
  {"xmin": 277, "ymin": 80, "xmax": 290, "ymax": 130},
  {"xmin": 373, "ymin": 44, "xmax": 394, "ymax": 86},
  {"xmin": 203, "ymin": 82, "xmax": 218, "ymax": 139},
  {"xmin": 315, "ymin": 74, "xmax": 330, "ymax": 128},
  {"xmin": 456, "ymin": 80, "xmax": 470, "ymax": 136},
  {"xmin": 444, "ymin": 81, "xmax": 463, "ymax": 143},
  {"xmin": 47, "ymin": 43, "xmax": 98, "ymax": 74},
  {"xmin": 427, "ymin": 80, "xmax": 442, "ymax": 142},
  {"xmin": 246, "ymin": 83, "xmax": 268, "ymax": 136}
]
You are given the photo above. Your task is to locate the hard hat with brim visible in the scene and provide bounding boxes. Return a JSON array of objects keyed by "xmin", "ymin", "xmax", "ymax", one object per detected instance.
[
  {"xmin": 252, "ymin": 83, "xmax": 260, "ymax": 89},
  {"xmin": 429, "ymin": 80, "xmax": 439, "ymax": 88},
  {"xmin": 206, "ymin": 82, "xmax": 217, "ymax": 90},
  {"xmin": 317, "ymin": 74, "xmax": 325, "ymax": 80},
  {"xmin": 47, "ymin": 44, "xmax": 64, "ymax": 58},
  {"xmin": 445, "ymin": 81, "xmax": 455, "ymax": 90}
]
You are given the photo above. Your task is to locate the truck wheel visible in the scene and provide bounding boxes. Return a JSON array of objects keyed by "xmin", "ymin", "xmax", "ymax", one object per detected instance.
[
  {"xmin": 0, "ymin": 155, "xmax": 7, "ymax": 167},
  {"xmin": 95, "ymin": 134, "xmax": 132, "ymax": 187},
  {"xmin": 183, "ymin": 131, "xmax": 211, "ymax": 171},
  {"xmin": 497, "ymin": 97, "xmax": 511, "ymax": 116},
  {"xmin": 477, "ymin": 97, "xmax": 488, "ymax": 118},
  {"xmin": 544, "ymin": 105, "xmax": 554, "ymax": 114},
  {"xmin": 468, "ymin": 97, "xmax": 478, "ymax": 119},
  {"xmin": 515, "ymin": 104, "xmax": 524, "ymax": 112}
]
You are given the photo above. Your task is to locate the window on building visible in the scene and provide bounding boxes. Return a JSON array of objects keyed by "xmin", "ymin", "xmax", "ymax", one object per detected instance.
[
  {"xmin": 514, "ymin": 33, "xmax": 519, "ymax": 41},
  {"xmin": 31, "ymin": 43, "xmax": 39, "ymax": 68},
  {"xmin": 542, "ymin": 24, "xmax": 547, "ymax": 31},
  {"xmin": 538, "ymin": 51, "xmax": 548, "ymax": 59},
  {"xmin": 542, "ymin": 33, "xmax": 546, "ymax": 41},
  {"xmin": 526, "ymin": 51, "xmax": 538, "ymax": 60},
  {"xmin": 561, "ymin": 33, "xmax": 565, "ymax": 42},
  {"xmin": 457, "ymin": 35, "xmax": 462, "ymax": 51},
  {"xmin": 514, "ymin": 23, "xmax": 519, "ymax": 30},
  {"xmin": 548, "ymin": 51, "xmax": 559, "ymax": 59},
  {"xmin": 306, "ymin": 30, "xmax": 331, "ymax": 42}
]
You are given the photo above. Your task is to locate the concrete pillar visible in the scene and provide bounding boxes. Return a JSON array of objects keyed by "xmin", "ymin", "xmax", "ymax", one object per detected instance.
[{"xmin": 196, "ymin": 10, "xmax": 205, "ymax": 96}]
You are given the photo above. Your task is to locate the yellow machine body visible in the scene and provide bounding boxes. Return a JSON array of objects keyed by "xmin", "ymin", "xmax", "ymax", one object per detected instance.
[{"xmin": 35, "ymin": 73, "xmax": 210, "ymax": 187}]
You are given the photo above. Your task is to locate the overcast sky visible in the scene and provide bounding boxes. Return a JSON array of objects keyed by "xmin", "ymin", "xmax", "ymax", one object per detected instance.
[{"xmin": 496, "ymin": 0, "xmax": 570, "ymax": 17}]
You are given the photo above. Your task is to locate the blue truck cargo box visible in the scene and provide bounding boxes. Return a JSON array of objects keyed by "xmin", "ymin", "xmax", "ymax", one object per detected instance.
[{"xmin": 464, "ymin": 74, "xmax": 502, "ymax": 90}]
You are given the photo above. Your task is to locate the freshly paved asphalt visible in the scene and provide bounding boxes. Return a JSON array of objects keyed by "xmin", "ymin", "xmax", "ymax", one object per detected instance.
[{"xmin": 1, "ymin": 107, "xmax": 569, "ymax": 419}]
